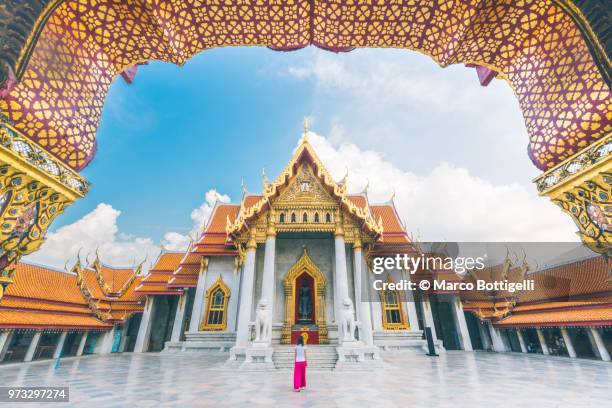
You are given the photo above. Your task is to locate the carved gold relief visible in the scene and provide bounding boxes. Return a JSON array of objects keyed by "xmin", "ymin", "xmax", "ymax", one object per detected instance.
[
  {"xmin": 0, "ymin": 117, "xmax": 88, "ymax": 300},
  {"xmin": 227, "ymin": 138, "xmax": 383, "ymax": 243},
  {"xmin": 534, "ymin": 134, "xmax": 611, "ymax": 255}
]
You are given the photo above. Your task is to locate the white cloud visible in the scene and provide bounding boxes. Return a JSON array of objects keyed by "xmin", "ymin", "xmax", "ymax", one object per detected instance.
[
  {"xmin": 306, "ymin": 132, "xmax": 578, "ymax": 242},
  {"xmin": 25, "ymin": 203, "xmax": 160, "ymax": 270},
  {"xmin": 280, "ymin": 49, "xmax": 536, "ymax": 185},
  {"xmin": 25, "ymin": 189, "xmax": 231, "ymax": 270},
  {"xmin": 162, "ymin": 189, "xmax": 231, "ymax": 250}
]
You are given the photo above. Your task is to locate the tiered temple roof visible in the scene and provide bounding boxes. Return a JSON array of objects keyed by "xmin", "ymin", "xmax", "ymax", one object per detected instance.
[
  {"xmin": 135, "ymin": 252, "xmax": 185, "ymax": 295},
  {"xmin": 0, "ymin": 259, "xmax": 144, "ymax": 330},
  {"xmin": 460, "ymin": 254, "xmax": 612, "ymax": 328}
]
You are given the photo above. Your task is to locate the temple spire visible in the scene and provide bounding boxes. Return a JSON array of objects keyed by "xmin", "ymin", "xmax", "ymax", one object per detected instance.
[{"xmin": 302, "ymin": 117, "xmax": 310, "ymax": 143}]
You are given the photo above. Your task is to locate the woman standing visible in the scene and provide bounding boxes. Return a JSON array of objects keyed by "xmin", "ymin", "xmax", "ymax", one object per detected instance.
[{"xmin": 293, "ymin": 335, "xmax": 307, "ymax": 391}]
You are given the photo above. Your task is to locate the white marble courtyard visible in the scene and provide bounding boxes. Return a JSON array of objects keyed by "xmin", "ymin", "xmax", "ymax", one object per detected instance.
[{"xmin": 0, "ymin": 350, "xmax": 610, "ymax": 407}]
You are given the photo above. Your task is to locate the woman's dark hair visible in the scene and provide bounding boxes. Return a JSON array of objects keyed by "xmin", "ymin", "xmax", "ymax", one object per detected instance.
[{"xmin": 297, "ymin": 335, "xmax": 304, "ymax": 346}]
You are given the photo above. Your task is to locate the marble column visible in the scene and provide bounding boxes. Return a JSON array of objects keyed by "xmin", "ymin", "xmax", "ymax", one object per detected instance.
[
  {"xmin": 134, "ymin": 296, "xmax": 156, "ymax": 352},
  {"xmin": 76, "ymin": 332, "xmax": 88, "ymax": 356},
  {"xmin": 170, "ymin": 293, "xmax": 188, "ymax": 342},
  {"xmin": 536, "ymin": 328, "xmax": 549, "ymax": 355},
  {"xmin": 589, "ymin": 327, "xmax": 611, "ymax": 361},
  {"xmin": 97, "ymin": 325, "xmax": 116, "ymax": 354},
  {"xmin": 353, "ymin": 238, "xmax": 373, "ymax": 345},
  {"xmin": 53, "ymin": 332, "xmax": 68, "ymax": 359},
  {"xmin": 560, "ymin": 328, "xmax": 576, "ymax": 358},
  {"xmin": 235, "ymin": 231, "xmax": 257, "ymax": 347},
  {"xmin": 334, "ymin": 216, "xmax": 351, "ymax": 342},
  {"xmin": 488, "ymin": 322, "xmax": 507, "ymax": 352},
  {"xmin": 0, "ymin": 331, "xmax": 13, "ymax": 362},
  {"xmin": 517, "ymin": 330, "xmax": 528, "ymax": 353},
  {"xmin": 478, "ymin": 322, "xmax": 491, "ymax": 350},
  {"xmin": 422, "ymin": 295, "xmax": 439, "ymax": 342},
  {"xmin": 118, "ymin": 323, "xmax": 129, "ymax": 352},
  {"xmin": 257, "ymin": 214, "xmax": 276, "ymax": 342},
  {"xmin": 451, "ymin": 296, "xmax": 473, "ymax": 351},
  {"xmin": 403, "ymin": 271, "xmax": 420, "ymax": 332},
  {"xmin": 189, "ymin": 258, "xmax": 209, "ymax": 332},
  {"xmin": 24, "ymin": 331, "xmax": 42, "ymax": 362}
]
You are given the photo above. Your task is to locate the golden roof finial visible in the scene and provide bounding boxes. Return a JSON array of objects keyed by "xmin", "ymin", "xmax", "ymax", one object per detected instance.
[
  {"xmin": 241, "ymin": 178, "xmax": 248, "ymax": 196},
  {"xmin": 390, "ymin": 189, "xmax": 396, "ymax": 202},
  {"xmin": 262, "ymin": 167, "xmax": 268, "ymax": 185},
  {"xmin": 302, "ymin": 117, "xmax": 310, "ymax": 142},
  {"xmin": 341, "ymin": 167, "xmax": 349, "ymax": 184},
  {"xmin": 362, "ymin": 178, "xmax": 370, "ymax": 194}
]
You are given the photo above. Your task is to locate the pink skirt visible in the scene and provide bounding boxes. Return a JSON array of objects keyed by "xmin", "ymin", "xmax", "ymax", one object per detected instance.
[{"xmin": 293, "ymin": 361, "xmax": 307, "ymax": 389}]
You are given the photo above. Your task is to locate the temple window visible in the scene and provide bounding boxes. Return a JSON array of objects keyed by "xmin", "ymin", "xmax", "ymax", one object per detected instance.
[
  {"xmin": 291, "ymin": 212, "xmax": 297, "ymax": 223},
  {"xmin": 314, "ymin": 212, "xmax": 320, "ymax": 223},
  {"xmin": 279, "ymin": 213, "xmax": 285, "ymax": 223},
  {"xmin": 303, "ymin": 212, "xmax": 308, "ymax": 223},
  {"xmin": 325, "ymin": 212, "xmax": 331, "ymax": 223},
  {"xmin": 201, "ymin": 278, "xmax": 230, "ymax": 331},
  {"xmin": 380, "ymin": 282, "xmax": 408, "ymax": 330}
]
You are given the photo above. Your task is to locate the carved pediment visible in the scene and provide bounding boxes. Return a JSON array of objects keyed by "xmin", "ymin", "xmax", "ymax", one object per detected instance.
[{"xmin": 275, "ymin": 163, "xmax": 337, "ymax": 207}]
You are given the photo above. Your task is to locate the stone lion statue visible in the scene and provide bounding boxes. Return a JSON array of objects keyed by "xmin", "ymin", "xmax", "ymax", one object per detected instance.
[
  {"xmin": 255, "ymin": 298, "xmax": 272, "ymax": 342},
  {"xmin": 341, "ymin": 298, "xmax": 356, "ymax": 341}
]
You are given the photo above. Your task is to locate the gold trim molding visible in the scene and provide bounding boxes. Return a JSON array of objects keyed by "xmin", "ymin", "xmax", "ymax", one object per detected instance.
[
  {"xmin": 534, "ymin": 133, "xmax": 611, "ymax": 254},
  {"xmin": 0, "ymin": 116, "xmax": 89, "ymax": 300},
  {"xmin": 281, "ymin": 248, "xmax": 328, "ymax": 344}
]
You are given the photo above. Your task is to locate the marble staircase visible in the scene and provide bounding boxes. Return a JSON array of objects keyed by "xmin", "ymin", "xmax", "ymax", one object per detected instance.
[
  {"xmin": 164, "ymin": 331, "xmax": 236, "ymax": 353},
  {"xmin": 272, "ymin": 345, "xmax": 338, "ymax": 370},
  {"xmin": 373, "ymin": 330, "xmax": 444, "ymax": 353}
]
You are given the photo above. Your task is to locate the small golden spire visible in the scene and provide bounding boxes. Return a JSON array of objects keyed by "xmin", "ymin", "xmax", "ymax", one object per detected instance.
[
  {"xmin": 362, "ymin": 178, "xmax": 370, "ymax": 194},
  {"xmin": 241, "ymin": 178, "xmax": 248, "ymax": 196},
  {"xmin": 262, "ymin": 167, "xmax": 268, "ymax": 185},
  {"xmin": 302, "ymin": 117, "xmax": 310, "ymax": 142}
]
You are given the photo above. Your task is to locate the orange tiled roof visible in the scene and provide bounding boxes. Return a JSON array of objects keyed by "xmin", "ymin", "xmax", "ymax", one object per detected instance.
[
  {"xmin": 135, "ymin": 251, "xmax": 184, "ymax": 295},
  {"xmin": 0, "ymin": 262, "xmax": 112, "ymax": 330},
  {"xmin": 495, "ymin": 306, "xmax": 612, "ymax": 328},
  {"xmin": 461, "ymin": 254, "xmax": 612, "ymax": 327}
]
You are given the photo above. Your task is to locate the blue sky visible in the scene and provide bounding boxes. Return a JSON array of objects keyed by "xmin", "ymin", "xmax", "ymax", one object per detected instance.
[{"xmin": 26, "ymin": 47, "xmax": 578, "ymax": 268}]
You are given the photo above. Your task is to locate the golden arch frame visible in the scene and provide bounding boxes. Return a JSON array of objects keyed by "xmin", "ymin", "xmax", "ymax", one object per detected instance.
[
  {"xmin": 281, "ymin": 248, "xmax": 329, "ymax": 344},
  {"xmin": 379, "ymin": 277, "xmax": 409, "ymax": 330},
  {"xmin": 199, "ymin": 276, "xmax": 231, "ymax": 332}
]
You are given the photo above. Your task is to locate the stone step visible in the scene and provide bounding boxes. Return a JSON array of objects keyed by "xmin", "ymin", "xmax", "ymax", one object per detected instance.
[{"xmin": 272, "ymin": 345, "xmax": 338, "ymax": 370}]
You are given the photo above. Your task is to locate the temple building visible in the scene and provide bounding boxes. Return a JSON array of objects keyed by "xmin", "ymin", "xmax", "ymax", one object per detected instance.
[
  {"xmin": 0, "ymin": 257, "xmax": 144, "ymax": 363},
  {"xmin": 0, "ymin": 138, "xmax": 610, "ymax": 367}
]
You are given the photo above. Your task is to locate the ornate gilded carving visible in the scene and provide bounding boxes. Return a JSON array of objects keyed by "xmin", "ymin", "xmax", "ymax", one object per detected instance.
[
  {"xmin": 281, "ymin": 248, "xmax": 328, "ymax": 344},
  {"xmin": 227, "ymin": 137, "xmax": 383, "ymax": 243},
  {"xmin": 0, "ymin": 1, "xmax": 609, "ymax": 171},
  {"xmin": 0, "ymin": 117, "xmax": 88, "ymax": 299},
  {"xmin": 534, "ymin": 133, "xmax": 611, "ymax": 254}
]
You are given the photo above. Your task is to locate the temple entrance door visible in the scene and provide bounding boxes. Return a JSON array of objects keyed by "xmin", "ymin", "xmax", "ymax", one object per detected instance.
[
  {"xmin": 292, "ymin": 272, "xmax": 318, "ymax": 344},
  {"xmin": 282, "ymin": 249, "xmax": 328, "ymax": 344}
]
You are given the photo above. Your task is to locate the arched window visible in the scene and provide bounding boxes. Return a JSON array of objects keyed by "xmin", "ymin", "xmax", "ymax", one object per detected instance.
[
  {"xmin": 325, "ymin": 212, "xmax": 331, "ymax": 223},
  {"xmin": 201, "ymin": 277, "xmax": 230, "ymax": 331},
  {"xmin": 291, "ymin": 212, "xmax": 297, "ymax": 223},
  {"xmin": 279, "ymin": 213, "xmax": 285, "ymax": 223},
  {"xmin": 379, "ymin": 279, "xmax": 408, "ymax": 330},
  {"xmin": 303, "ymin": 212, "xmax": 308, "ymax": 223},
  {"xmin": 314, "ymin": 212, "xmax": 320, "ymax": 223}
]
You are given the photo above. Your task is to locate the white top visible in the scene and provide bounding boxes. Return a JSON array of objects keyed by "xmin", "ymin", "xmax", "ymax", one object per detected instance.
[{"xmin": 295, "ymin": 344, "xmax": 306, "ymax": 362}]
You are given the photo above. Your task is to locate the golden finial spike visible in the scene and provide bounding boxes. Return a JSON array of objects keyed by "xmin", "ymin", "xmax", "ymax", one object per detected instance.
[
  {"xmin": 302, "ymin": 117, "xmax": 310, "ymax": 142},
  {"xmin": 362, "ymin": 178, "xmax": 370, "ymax": 194},
  {"xmin": 262, "ymin": 167, "xmax": 268, "ymax": 185},
  {"xmin": 241, "ymin": 178, "xmax": 248, "ymax": 196}
]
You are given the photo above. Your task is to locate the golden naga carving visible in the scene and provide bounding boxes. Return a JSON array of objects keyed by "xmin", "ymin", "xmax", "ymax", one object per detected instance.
[
  {"xmin": 534, "ymin": 134, "xmax": 611, "ymax": 255},
  {"xmin": 0, "ymin": 116, "xmax": 89, "ymax": 299},
  {"xmin": 226, "ymin": 137, "xmax": 384, "ymax": 243}
]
